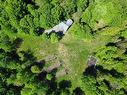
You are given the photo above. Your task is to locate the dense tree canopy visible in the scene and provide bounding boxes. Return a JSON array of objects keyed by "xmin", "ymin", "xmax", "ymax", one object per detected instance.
[{"xmin": 0, "ymin": 0, "xmax": 127, "ymax": 95}]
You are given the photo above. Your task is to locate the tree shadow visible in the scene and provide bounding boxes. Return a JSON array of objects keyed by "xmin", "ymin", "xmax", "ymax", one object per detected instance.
[
  {"xmin": 0, "ymin": 48, "xmax": 5, "ymax": 54},
  {"xmin": 106, "ymin": 42, "xmax": 117, "ymax": 47},
  {"xmin": 2, "ymin": 38, "xmax": 23, "ymax": 63},
  {"xmin": 96, "ymin": 65, "xmax": 125, "ymax": 78},
  {"xmin": 23, "ymin": 0, "xmax": 35, "ymax": 5},
  {"xmin": 20, "ymin": 50, "xmax": 36, "ymax": 62},
  {"xmin": 59, "ymin": 80, "xmax": 72, "ymax": 90},
  {"xmin": 113, "ymin": 57, "xmax": 123, "ymax": 61},
  {"xmin": 118, "ymin": 36, "xmax": 125, "ymax": 41},
  {"xmin": 34, "ymin": 60, "xmax": 45, "ymax": 69},
  {"xmin": 124, "ymin": 48, "xmax": 127, "ymax": 55},
  {"xmin": 56, "ymin": 31, "xmax": 65, "ymax": 40},
  {"xmin": 34, "ymin": 27, "xmax": 45, "ymax": 36},
  {"xmin": 36, "ymin": 71, "xmax": 47, "ymax": 81},
  {"xmin": 59, "ymin": 12, "xmax": 66, "ymax": 21},
  {"xmin": 6, "ymin": 84, "xmax": 24, "ymax": 95},
  {"xmin": 46, "ymin": 76, "xmax": 71, "ymax": 95},
  {"xmin": 6, "ymin": 50, "xmax": 20, "ymax": 63},
  {"xmin": 46, "ymin": 68, "xmax": 58, "ymax": 95},
  {"xmin": 46, "ymin": 78, "xmax": 57, "ymax": 95},
  {"xmin": 121, "ymin": 88, "xmax": 127, "ymax": 95},
  {"xmin": 0, "ymin": 67, "xmax": 12, "ymax": 78},
  {"xmin": 47, "ymin": 31, "xmax": 65, "ymax": 41},
  {"xmin": 11, "ymin": 38, "xmax": 23, "ymax": 50},
  {"xmin": 73, "ymin": 87, "xmax": 85, "ymax": 95},
  {"xmin": 103, "ymin": 79, "xmax": 112, "ymax": 90},
  {"xmin": 83, "ymin": 65, "xmax": 97, "ymax": 78}
]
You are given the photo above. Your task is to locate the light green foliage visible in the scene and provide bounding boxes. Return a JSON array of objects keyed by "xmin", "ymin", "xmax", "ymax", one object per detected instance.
[
  {"xmin": 46, "ymin": 74, "xmax": 53, "ymax": 80},
  {"xmin": 27, "ymin": 4, "xmax": 40, "ymax": 28},
  {"xmin": 95, "ymin": 45, "xmax": 127, "ymax": 72},
  {"xmin": 0, "ymin": 0, "xmax": 127, "ymax": 95},
  {"xmin": 50, "ymin": 33, "xmax": 59, "ymax": 43},
  {"xmin": 77, "ymin": 0, "xmax": 88, "ymax": 12},
  {"xmin": 0, "ymin": 33, "xmax": 12, "ymax": 51},
  {"xmin": 4, "ymin": 0, "xmax": 26, "ymax": 29},
  {"xmin": 68, "ymin": 23, "xmax": 92, "ymax": 41},
  {"xmin": 121, "ymin": 30, "xmax": 127, "ymax": 38},
  {"xmin": 20, "ymin": 14, "xmax": 34, "ymax": 34},
  {"xmin": 82, "ymin": 76, "xmax": 97, "ymax": 95},
  {"xmin": 21, "ymin": 88, "xmax": 33, "ymax": 95},
  {"xmin": 94, "ymin": 37, "xmax": 127, "ymax": 94},
  {"xmin": 27, "ymin": 4, "xmax": 36, "ymax": 16},
  {"xmin": 31, "ymin": 65, "xmax": 41, "ymax": 73},
  {"xmin": 81, "ymin": 0, "xmax": 127, "ymax": 29}
]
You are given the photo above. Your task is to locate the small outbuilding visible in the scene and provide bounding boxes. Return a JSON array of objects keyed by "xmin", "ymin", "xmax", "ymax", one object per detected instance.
[{"xmin": 44, "ymin": 19, "xmax": 73, "ymax": 34}]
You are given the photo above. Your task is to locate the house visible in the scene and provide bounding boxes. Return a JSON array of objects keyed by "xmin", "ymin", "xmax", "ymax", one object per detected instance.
[{"xmin": 44, "ymin": 19, "xmax": 73, "ymax": 34}]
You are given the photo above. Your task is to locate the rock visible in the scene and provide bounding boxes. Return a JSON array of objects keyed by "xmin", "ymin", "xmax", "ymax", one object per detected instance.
[{"xmin": 87, "ymin": 56, "xmax": 97, "ymax": 67}]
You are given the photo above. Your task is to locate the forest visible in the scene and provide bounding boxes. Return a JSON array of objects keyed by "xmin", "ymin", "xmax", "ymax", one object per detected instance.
[{"xmin": 0, "ymin": 0, "xmax": 127, "ymax": 95}]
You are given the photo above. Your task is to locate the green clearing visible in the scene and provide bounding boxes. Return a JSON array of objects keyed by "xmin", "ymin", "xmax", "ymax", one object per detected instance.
[
  {"xmin": 17, "ymin": 22, "xmax": 116, "ymax": 93},
  {"xmin": 15, "ymin": 23, "xmax": 91, "ymax": 91},
  {"xmin": 1, "ymin": 0, "xmax": 127, "ymax": 94}
]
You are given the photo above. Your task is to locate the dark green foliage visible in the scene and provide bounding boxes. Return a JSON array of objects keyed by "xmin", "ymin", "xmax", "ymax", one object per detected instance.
[
  {"xmin": 93, "ymin": 37, "xmax": 127, "ymax": 95},
  {"xmin": 73, "ymin": 87, "xmax": 85, "ymax": 95},
  {"xmin": 0, "ymin": 0, "xmax": 127, "ymax": 95}
]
